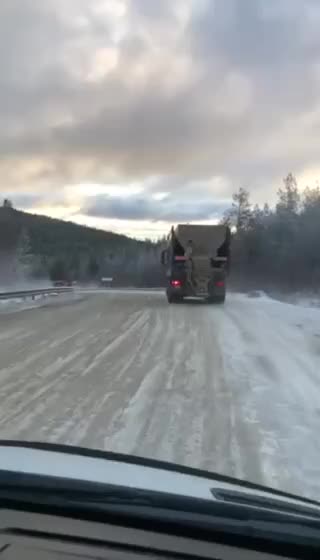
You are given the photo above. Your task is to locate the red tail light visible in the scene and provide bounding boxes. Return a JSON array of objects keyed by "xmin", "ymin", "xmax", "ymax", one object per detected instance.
[
  {"xmin": 215, "ymin": 280, "xmax": 224, "ymax": 288},
  {"xmin": 171, "ymin": 279, "xmax": 182, "ymax": 287}
]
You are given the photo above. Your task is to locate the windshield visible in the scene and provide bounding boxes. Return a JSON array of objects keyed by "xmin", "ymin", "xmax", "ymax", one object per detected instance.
[{"xmin": 0, "ymin": 0, "xmax": 319, "ymax": 506}]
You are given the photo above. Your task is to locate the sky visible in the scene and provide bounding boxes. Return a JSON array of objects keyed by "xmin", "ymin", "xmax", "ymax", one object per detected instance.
[{"xmin": 1, "ymin": 0, "xmax": 320, "ymax": 239}]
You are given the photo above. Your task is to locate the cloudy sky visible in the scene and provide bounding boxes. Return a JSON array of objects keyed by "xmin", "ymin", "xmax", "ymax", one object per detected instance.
[{"xmin": 1, "ymin": 0, "xmax": 320, "ymax": 238}]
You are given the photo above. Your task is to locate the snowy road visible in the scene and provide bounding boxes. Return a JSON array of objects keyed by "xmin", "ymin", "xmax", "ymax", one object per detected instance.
[{"xmin": 0, "ymin": 291, "xmax": 319, "ymax": 500}]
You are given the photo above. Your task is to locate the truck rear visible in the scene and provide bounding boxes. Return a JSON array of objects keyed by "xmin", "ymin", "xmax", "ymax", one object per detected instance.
[{"xmin": 161, "ymin": 224, "xmax": 231, "ymax": 304}]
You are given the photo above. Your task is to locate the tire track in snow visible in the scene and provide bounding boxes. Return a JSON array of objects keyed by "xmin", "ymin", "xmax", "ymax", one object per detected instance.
[
  {"xmin": 2, "ymin": 308, "xmax": 149, "ymax": 440},
  {"xmin": 41, "ymin": 309, "xmax": 151, "ymax": 444}
]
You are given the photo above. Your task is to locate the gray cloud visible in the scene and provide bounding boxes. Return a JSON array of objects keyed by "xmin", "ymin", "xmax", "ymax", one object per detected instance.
[
  {"xmin": 192, "ymin": 0, "xmax": 308, "ymax": 69},
  {"xmin": 2, "ymin": 193, "xmax": 43, "ymax": 209},
  {"xmin": 84, "ymin": 193, "xmax": 230, "ymax": 222},
  {"xmin": 0, "ymin": 0, "xmax": 320, "ymax": 217},
  {"xmin": 3, "ymin": 190, "xmax": 68, "ymax": 210}
]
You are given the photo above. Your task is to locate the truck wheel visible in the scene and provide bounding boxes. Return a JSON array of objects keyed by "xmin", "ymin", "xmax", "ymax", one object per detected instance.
[
  {"xmin": 167, "ymin": 294, "xmax": 182, "ymax": 304},
  {"xmin": 208, "ymin": 295, "xmax": 225, "ymax": 304}
]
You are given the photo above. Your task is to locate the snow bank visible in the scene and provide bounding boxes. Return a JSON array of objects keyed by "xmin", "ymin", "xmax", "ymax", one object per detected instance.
[
  {"xmin": 220, "ymin": 293, "xmax": 320, "ymax": 498},
  {"xmin": 0, "ymin": 291, "xmax": 82, "ymax": 314}
]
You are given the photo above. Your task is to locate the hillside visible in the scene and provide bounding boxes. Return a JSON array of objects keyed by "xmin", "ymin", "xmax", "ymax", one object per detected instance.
[
  {"xmin": 0, "ymin": 206, "xmax": 162, "ymax": 286},
  {"xmin": 0, "ymin": 206, "xmax": 140, "ymax": 255}
]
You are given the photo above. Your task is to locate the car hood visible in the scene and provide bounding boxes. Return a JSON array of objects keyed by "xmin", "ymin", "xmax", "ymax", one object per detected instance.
[{"xmin": 0, "ymin": 440, "xmax": 317, "ymax": 511}]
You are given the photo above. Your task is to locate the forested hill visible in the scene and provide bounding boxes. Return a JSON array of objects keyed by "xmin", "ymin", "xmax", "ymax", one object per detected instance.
[
  {"xmin": 0, "ymin": 205, "xmax": 162, "ymax": 286},
  {"xmin": 0, "ymin": 206, "xmax": 140, "ymax": 255}
]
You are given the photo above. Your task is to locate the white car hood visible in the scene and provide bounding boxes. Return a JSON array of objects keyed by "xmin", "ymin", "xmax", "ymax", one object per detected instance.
[{"xmin": 0, "ymin": 443, "xmax": 315, "ymax": 509}]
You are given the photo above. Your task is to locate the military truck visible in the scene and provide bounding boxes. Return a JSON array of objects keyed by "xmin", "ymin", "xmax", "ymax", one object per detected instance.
[{"xmin": 161, "ymin": 224, "xmax": 231, "ymax": 304}]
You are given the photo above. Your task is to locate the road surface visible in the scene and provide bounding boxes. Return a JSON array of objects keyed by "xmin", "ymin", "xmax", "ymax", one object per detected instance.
[{"xmin": 0, "ymin": 291, "xmax": 319, "ymax": 500}]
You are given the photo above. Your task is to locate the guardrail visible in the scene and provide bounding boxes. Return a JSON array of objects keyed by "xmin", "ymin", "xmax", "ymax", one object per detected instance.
[{"xmin": 0, "ymin": 287, "xmax": 74, "ymax": 301}]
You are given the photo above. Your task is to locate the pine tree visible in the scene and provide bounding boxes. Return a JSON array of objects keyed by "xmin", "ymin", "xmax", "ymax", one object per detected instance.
[
  {"xmin": 223, "ymin": 188, "xmax": 252, "ymax": 231},
  {"xmin": 87, "ymin": 255, "xmax": 99, "ymax": 279},
  {"xmin": 2, "ymin": 198, "xmax": 13, "ymax": 208},
  {"xmin": 276, "ymin": 173, "xmax": 300, "ymax": 215},
  {"xmin": 16, "ymin": 228, "xmax": 34, "ymax": 279}
]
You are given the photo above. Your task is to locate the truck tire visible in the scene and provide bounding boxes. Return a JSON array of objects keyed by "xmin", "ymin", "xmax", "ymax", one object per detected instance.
[
  {"xmin": 167, "ymin": 294, "xmax": 183, "ymax": 304},
  {"xmin": 208, "ymin": 294, "xmax": 225, "ymax": 304}
]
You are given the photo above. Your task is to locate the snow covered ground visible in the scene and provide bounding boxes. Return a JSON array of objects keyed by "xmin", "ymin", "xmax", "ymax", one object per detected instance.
[
  {"xmin": 0, "ymin": 291, "xmax": 319, "ymax": 501},
  {"xmin": 272, "ymin": 291, "xmax": 320, "ymax": 309}
]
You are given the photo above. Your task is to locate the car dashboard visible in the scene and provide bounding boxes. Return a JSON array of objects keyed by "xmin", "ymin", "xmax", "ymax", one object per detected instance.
[{"xmin": 0, "ymin": 508, "xmax": 311, "ymax": 560}]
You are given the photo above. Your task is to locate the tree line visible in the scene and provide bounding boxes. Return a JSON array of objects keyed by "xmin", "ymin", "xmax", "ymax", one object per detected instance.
[
  {"xmin": 223, "ymin": 173, "xmax": 320, "ymax": 292},
  {"xmin": 3, "ymin": 175, "xmax": 319, "ymax": 293},
  {"xmin": 0, "ymin": 203, "xmax": 165, "ymax": 287}
]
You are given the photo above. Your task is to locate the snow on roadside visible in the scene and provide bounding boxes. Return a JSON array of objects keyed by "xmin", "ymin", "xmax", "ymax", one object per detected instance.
[
  {"xmin": 246, "ymin": 289, "xmax": 320, "ymax": 309},
  {"xmin": 0, "ymin": 296, "xmax": 48, "ymax": 314},
  {"xmin": 221, "ymin": 293, "xmax": 320, "ymax": 498},
  {"xmin": 0, "ymin": 292, "xmax": 83, "ymax": 315},
  {"xmin": 275, "ymin": 292, "xmax": 320, "ymax": 309}
]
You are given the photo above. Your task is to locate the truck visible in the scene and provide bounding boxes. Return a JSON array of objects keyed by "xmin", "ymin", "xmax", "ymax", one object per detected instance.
[{"xmin": 161, "ymin": 224, "xmax": 231, "ymax": 304}]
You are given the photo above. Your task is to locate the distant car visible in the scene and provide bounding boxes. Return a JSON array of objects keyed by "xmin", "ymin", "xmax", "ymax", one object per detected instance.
[
  {"xmin": 100, "ymin": 277, "xmax": 113, "ymax": 287},
  {"xmin": 53, "ymin": 280, "xmax": 72, "ymax": 287}
]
